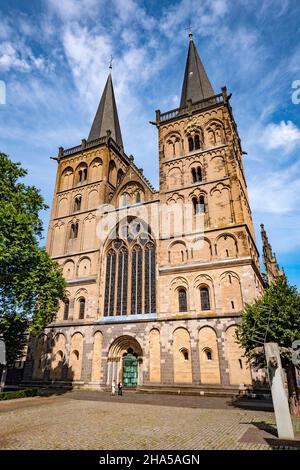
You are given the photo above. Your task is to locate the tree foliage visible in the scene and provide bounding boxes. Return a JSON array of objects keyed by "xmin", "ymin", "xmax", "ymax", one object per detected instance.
[
  {"xmin": 0, "ymin": 153, "xmax": 65, "ymax": 366},
  {"xmin": 236, "ymin": 275, "xmax": 300, "ymax": 369}
]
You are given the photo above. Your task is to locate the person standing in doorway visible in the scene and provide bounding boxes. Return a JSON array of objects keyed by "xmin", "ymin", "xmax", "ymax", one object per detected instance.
[
  {"xmin": 118, "ymin": 382, "xmax": 123, "ymax": 396},
  {"xmin": 111, "ymin": 380, "xmax": 116, "ymax": 396}
]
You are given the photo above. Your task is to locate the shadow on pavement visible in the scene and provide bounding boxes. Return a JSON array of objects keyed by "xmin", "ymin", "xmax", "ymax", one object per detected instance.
[
  {"xmin": 265, "ymin": 438, "xmax": 300, "ymax": 449},
  {"xmin": 36, "ymin": 386, "xmax": 74, "ymax": 397},
  {"xmin": 68, "ymin": 389, "xmax": 236, "ymax": 409},
  {"xmin": 229, "ymin": 396, "xmax": 274, "ymax": 412}
]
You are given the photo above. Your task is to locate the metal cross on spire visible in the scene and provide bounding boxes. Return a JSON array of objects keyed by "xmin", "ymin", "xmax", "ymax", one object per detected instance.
[
  {"xmin": 109, "ymin": 54, "xmax": 113, "ymax": 71},
  {"xmin": 184, "ymin": 20, "xmax": 193, "ymax": 40}
]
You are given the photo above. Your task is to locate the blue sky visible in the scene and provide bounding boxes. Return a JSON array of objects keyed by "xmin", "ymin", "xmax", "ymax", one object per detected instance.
[{"xmin": 0, "ymin": 0, "xmax": 300, "ymax": 288}]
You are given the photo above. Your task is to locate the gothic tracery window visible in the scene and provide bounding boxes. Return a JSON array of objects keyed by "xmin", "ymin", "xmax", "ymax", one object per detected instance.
[
  {"xmin": 144, "ymin": 242, "xmax": 156, "ymax": 313},
  {"xmin": 104, "ymin": 249, "xmax": 116, "ymax": 316},
  {"xmin": 103, "ymin": 221, "xmax": 156, "ymax": 317}
]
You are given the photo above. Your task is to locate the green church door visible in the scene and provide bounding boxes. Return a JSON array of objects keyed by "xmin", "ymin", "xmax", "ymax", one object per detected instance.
[{"xmin": 122, "ymin": 352, "xmax": 138, "ymax": 388}]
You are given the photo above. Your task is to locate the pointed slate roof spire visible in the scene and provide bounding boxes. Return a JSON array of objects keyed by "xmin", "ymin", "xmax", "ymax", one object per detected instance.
[
  {"xmin": 180, "ymin": 32, "xmax": 215, "ymax": 108},
  {"xmin": 88, "ymin": 73, "xmax": 123, "ymax": 148}
]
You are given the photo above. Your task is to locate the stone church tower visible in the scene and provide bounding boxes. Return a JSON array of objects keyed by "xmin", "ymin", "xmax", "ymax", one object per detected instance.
[{"xmin": 25, "ymin": 34, "xmax": 266, "ymax": 391}]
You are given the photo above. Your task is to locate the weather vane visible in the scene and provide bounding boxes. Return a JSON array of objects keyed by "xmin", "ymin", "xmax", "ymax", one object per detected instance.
[{"xmin": 109, "ymin": 54, "xmax": 113, "ymax": 70}]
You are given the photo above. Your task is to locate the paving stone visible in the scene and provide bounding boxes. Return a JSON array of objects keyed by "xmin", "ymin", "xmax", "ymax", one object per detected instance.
[{"xmin": 0, "ymin": 391, "xmax": 298, "ymax": 450}]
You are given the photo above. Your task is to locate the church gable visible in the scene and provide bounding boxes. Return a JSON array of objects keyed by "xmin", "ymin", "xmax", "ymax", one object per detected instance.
[{"xmin": 109, "ymin": 164, "xmax": 155, "ymax": 208}]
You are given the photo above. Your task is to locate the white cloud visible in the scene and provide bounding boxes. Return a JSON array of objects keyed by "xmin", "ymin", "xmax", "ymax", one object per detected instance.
[
  {"xmin": 62, "ymin": 24, "xmax": 112, "ymax": 107},
  {"xmin": 0, "ymin": 42, "xmax": 30, "ymax": 72},
  {"xmin": 0, "ymin": 39, "xmax": 53, "ymax": 73},
  {"xmin": 261, "ymin": 120, "xmax": 300, "ymax": 153},
  {"xmin": 249, "ymin": 160, "xmax": 300, "ymax": 214},
  {"xmin": 1, "ymin": 1, "xmax": 300, "ymax": 260},
  {"xmin": 46, "ymin": 0, "xmax": 102, "ymax": 21}
]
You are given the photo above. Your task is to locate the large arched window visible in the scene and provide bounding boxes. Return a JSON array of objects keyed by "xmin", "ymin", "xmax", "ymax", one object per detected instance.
[
  {"xmin": 200, "ymin": 287, "xmax": 210, "ymax": 310},
  {"xmin": 144, "ymin": 242, "xmax": 156, "ymax": 313},
  {"xmin": 104, "ymin": 249, "xmax": 116, "ymax": 317},
  {"xmin": 79, "ymin": 298, "xmax": 85, "ymax": 319},
  {"xmin": 116, "ymin": 246, "xmax": 129, "ymax": 316},
  {"xmin": 178, "ymin": 288, "xmax": 187, "ymax": 312},
  {"xmin": 104, "ymin": 221, "xmax": 156, "ymax": 317},
  {"xmin": 131, "ymin": 245, "xmax": 143, "ymax": 315}
]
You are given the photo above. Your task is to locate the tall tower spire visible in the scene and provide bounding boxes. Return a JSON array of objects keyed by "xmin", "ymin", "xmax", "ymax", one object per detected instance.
[
  {"xmin": 260, "ymin": 224, "xmax": 282, "ymax": 284},
  {"xmin": 180, "ymin": 33, "xmax": 215, "ymax": 108},
  {"xmin": 88, "ymin": 72, "xmax": 123, "ymax": 148}
]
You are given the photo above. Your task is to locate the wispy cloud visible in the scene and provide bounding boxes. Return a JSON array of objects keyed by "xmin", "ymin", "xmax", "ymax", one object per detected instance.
[
  {"xmin": 261, "ymin": 120, "xmax": 300, "ymax": 153},
  {"xmin": 249, "ymin": 159, "xmax": 300, "ymax": 214},
  {"xmin": 0, "ymin": 41, "xmax": 51, "ymax": 73},
  {"xmin": 0, "ymin": 0, "xmax": 300, "ymax": 286},
  {"xmin": 46, "ymin": 0, "xmax": 103, "ymax": 21}
]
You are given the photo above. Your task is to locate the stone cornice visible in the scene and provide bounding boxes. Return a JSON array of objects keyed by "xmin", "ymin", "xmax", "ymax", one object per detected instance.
[{"xmin": 159, "ymin": 256, "xmax": 252, "ymax": 273}]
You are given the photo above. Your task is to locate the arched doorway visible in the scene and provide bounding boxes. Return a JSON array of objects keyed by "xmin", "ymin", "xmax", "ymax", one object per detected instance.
[
  {"xmin": 107, "ymin": 335, "xmax": 143, "ymax": 388},
  {"xmin": 122, "ymin": 348, "xmax": 138, "ymax": 388}
]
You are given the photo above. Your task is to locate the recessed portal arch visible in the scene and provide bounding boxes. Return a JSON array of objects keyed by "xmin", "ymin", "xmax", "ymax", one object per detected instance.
[{"xmin": 107, "ymin": 335, "xmax": 143, "ymax": 388}]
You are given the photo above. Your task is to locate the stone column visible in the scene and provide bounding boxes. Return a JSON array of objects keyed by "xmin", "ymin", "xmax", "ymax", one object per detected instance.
[
  {"xmin": 160, "ymin": 324, "xmax": 174, "ymax": 384},
  {"xmin": 191, "ymin": 331, "xmax": 200, "ymax": 385},
  {"xmin": 81, "ymin": 337, "xmax": 93, "ymax": 383},
  {"xmin": 217, "ymin": 325, "xmax": 230, "ymax": 386},
  {"xmin": 106, "ymin": 359, "xmax": 111, "ymax": 386}
]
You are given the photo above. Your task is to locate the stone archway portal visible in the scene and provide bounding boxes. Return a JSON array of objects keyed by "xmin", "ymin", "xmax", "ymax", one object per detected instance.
[
  {"xmin": 107, "ymin": 336, "xmax": 143, "ymax": 388},
  {"xmin": 122, "ymin": 348, "xmax": 138, "ymax": 387}
]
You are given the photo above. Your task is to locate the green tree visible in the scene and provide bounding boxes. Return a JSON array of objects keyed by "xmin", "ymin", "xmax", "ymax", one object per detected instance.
[
  {"xmin": 236, "ymin": 275, "xmax": 300, "ymax": 414},
  {"xmin": 0, "ymin": 152, "xmax": 65, "ymax": 367}
]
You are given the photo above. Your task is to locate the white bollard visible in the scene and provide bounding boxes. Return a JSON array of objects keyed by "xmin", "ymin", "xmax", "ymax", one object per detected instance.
[{"xmin": 264, "ymin": 342, "xmax": 294, "ymax": 439}]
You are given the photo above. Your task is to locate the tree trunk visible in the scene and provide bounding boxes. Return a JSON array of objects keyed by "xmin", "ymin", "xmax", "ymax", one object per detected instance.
[
  {"xmin": 0, "ymin": 366, "xmax": 7, "ymax": 392},
  {"xmin": 285, "ymin": 363, "xmax": 299, "ymax": 416}
]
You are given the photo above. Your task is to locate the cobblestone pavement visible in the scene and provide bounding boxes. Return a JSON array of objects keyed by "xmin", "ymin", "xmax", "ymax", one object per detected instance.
[{"xmin": 0, "ymin": 391, "xmax": 299, "ymax": 450}]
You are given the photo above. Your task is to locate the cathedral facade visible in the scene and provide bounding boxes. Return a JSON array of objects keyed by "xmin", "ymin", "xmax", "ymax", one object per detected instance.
[{"xmin": 25, "ymin": 34, "xmax": 271, "ymax": 391}]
